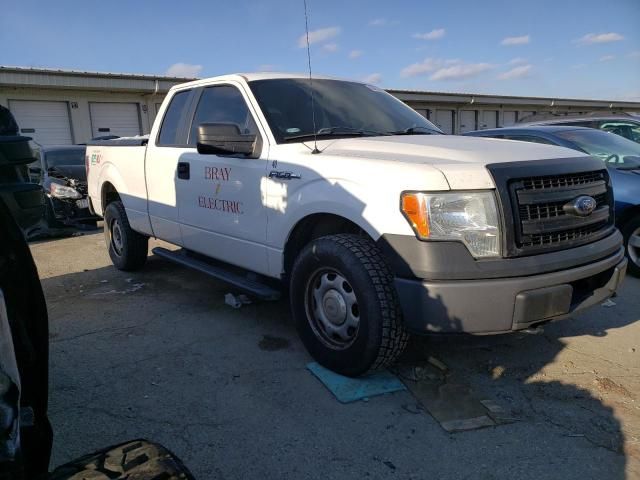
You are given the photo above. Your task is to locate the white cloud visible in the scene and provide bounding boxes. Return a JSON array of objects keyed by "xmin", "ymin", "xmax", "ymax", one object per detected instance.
[
  {"xmin": 412, "ymin": 28, "xmax": 445, "ymax": 40},
  {"xmin": 165, "ymin": 63, "xmax": 202, "ymax": 78},
  {"xmin": 430, "ymin": 62, "xmax": 492, "ymax": 81},
  {"xmin": 508, "ymin": 57, "xmax": 527, "ymax": 65},
  {"xmin": 362, "ymin": 73, "xmax": 382, "ymax": 84},
  {"xmin": 498, "ymin": 64, "xmax": 532, "ymax": 80},
  {"xmin": 501, "ymin": 35, "xmax": 530, "ymax": 46},
  {"xmin": 322, "ymin": 43, "xmax": 338, "ymax": 53},
  {"xmin": 401, "ymin": 58, "xmax": 444, "ymax": 77},
  {"xmin": 369, "ymin": 18, "xmax": 386, "ymax": 26},
  {"xmin": 401, "ymin": 58, "xmax": 491, "ymax": 81},
  {"xmin": 628, "ymin": 51, "xmax": 640, "ymax": 59},
  {"xmin": 349, "ymin": 50, "xmax": 363, "ymax": 59},
  {"xmin": 575, "ymin": 32, "xmax": 624, "ymax": 45},
  {"xmin": 298, "ymin": 26, "xmax": 340, "ymax": 48},
  {"xmin": 257, "ymin": 64, "xmax": 277, "ymax": 71},
  {"xmin": 599, "ymin": 55, "xmax": 615, "ymax": 62}
]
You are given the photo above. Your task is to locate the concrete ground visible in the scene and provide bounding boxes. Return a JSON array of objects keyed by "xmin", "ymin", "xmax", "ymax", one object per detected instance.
[{"xmin": 30, "ymin": 228, "xmax": 639, "ymax": 479}]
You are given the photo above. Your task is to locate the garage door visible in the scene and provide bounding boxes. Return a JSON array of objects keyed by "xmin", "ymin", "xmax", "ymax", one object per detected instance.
[
  {"xmin": 459, "ymin": 110, "xmax": 477, "ymax": 133},
  {"xmin": 480, "ymin": 111, "xmax": 498, "ymax": 130},
  {"xmin": 8, "ymin": 100, "xmax": 73, "ymax": 145},
  {"xmin": 89, "ymin": 102, "xmax": 141, "ymax": 138},
  {"xmin": 519, "ymin": 111, "xmax": 535, "ymax": 123},
  {"xmin": 435, "ymin": 110, "xmax": 454, "ymax": 134},
  {"xmin": 502, "ymin": 111, "xmax": 517, "ymax": 127}
]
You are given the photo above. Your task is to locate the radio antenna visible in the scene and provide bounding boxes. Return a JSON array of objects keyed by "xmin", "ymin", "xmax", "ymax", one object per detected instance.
[{"xmin": 303, "ymin": 0, "xmax": 321, "ymax": 154}]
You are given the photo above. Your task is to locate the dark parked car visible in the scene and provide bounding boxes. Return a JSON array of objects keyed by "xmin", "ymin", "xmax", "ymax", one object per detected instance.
[
  {"xmin": 0, "ymin": 195, "xmax": 195, "ymax": 479},
  {"xmin": 519, "ymin": 113, "xmax": 640, "ymax": 144},
  {"xmin": 0, "ymin": 105, "xmax": 45, "ymax": 236},
  {"xmin": 28, "ymin": 145, "xmax": 99, "ymax": 228},
  {"xmin": 464, "ymin": 126, "xmax": 640, "ymax": 276}
]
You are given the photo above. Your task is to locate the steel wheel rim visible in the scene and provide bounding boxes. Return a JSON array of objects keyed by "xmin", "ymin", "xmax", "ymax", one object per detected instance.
[
  {"xmin": 304, "ymin": 268, "xmax": 361, "ymax": 350},
  {"xmin": 109, "ymin": 218, "xmax": 124, "ymax": 257},
  {"xmin": 628, "ymin": 226, "xmax": 640, "ymax": 267}
]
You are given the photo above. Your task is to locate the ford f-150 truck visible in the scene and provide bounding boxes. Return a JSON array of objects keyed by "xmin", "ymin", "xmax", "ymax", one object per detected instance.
[{"xmin": 87, "ymin": 73, "xmax": 627, "ymax": 376}]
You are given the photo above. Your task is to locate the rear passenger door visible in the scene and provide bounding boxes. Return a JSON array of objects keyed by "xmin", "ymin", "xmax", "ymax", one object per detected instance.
[{"xmin": 176, "ymin": 83, "xmax": 270, "ymax": 275}]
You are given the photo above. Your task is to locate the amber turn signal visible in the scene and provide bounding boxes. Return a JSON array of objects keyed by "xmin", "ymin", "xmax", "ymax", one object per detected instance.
[{"xmin": 401, "ymin": 193, "xmax": 429, "ymax": 238}]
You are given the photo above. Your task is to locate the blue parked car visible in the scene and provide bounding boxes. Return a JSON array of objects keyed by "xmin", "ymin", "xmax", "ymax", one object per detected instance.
[{"xmin": 464, "ymin": 126, "xmax": 640, "ymax": 276}]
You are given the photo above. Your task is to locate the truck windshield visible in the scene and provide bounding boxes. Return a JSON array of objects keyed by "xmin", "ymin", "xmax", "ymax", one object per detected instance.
[{"xmin": 249, "ymin": 78, "xmax": 442, "ymax": 143}]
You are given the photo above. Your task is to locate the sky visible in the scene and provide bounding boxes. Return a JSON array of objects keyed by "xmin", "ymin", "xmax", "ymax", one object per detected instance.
[{"xmin": 1, "ymin": 0, "xmax": 639, "ymax": 101}]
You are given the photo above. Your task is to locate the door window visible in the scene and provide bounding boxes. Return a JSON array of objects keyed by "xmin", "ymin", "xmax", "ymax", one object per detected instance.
[
  {"xmin": 598, "ymin": 122, "xmax": 640, "ymax": 143},
  {"xmin": 188, "ymin": 86, "xmax": 258, "ymax": 145},
  {"xmin": 157, "ymin": 90, "xmax": 191, "ymax": 146}
]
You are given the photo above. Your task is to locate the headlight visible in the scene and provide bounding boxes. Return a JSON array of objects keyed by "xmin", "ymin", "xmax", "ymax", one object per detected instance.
[
  {"xmin": 401, "ymin": 191, "xmax": 502, "ymax": 258},
  {"xmin": 50, "ymin": 182, "xmax": 82, "ymax": 200}
]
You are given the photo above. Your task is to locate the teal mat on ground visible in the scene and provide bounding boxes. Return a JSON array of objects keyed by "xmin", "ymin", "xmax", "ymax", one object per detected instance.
[{"xmin": 307, "ymin": 362, "xmax": 406, "ymax": 403}]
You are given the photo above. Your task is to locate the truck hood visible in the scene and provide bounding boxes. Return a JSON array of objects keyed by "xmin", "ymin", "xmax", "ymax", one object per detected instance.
[{"xmin": 318, "ymin": 135, "xmax": 588, "ymax": 189}]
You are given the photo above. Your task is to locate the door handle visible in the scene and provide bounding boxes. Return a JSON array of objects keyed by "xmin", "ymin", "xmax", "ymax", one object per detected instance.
[
  {"xmin": 177, "ymin": 162, "xmax": 190, "ymax": 180},
  {"xmin": 268, "ymin": 171, "xmax": 301, "ymax": 180}
]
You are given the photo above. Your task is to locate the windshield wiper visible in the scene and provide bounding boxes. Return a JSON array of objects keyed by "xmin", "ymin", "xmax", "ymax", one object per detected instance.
[
  {"xmin": 387, "ymin": 126, "xmax": 442, "ymax": 136},
  {"xmin": 616, "ymin": 165, "xmax": 640, "ymax": 170},
  {"xmin": 284, "ymin": 126, "xmax": 388, "ymax": 142}
]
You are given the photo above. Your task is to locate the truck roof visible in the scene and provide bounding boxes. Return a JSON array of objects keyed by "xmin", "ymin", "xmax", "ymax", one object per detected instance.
[{"xmin": 169, "ymin": 72, "xmax": 358, "ymax": 91}]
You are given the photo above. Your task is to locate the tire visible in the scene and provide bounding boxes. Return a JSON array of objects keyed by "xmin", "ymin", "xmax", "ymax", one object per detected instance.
[
  {"xmin": 621, "ymin": 216, "xmax": 640, "ymax": 277},
  {"xmin": 48, "ymin": 439, "xmax": 196, "ymax": 480},
  {"xmin": 104, "ymin": 200, "xmax": 148, "ymax": 271},
  {"xmin": 290, "ymin": 234, "xmax": 409, "ymax": 377}
]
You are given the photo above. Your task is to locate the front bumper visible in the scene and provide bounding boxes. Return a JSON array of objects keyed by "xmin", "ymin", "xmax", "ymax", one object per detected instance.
[
  {"xmin": 382, "ymin": 233, "xmax": 627, "ymax": 334},
  {"xmin": 50, "ymin": 196, "xmax": 99, "ymax": 225}
]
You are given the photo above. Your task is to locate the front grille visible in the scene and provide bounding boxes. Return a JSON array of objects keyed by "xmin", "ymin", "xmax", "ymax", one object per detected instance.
[
  {"xmin": 73, "ymin": 181, "xmax": 88, "ymax": 196},
  {"xmin": 521, "ymin": 171, "xmax": 604, "ymax": 190},
  {"xmin": 521, "ymin": 221, "xmax": 609, "ymax": 248},
  {"xmin": 518, "ymin": 193, "xmax": 608, "ymax": 221},
  {"xmin": 509, "ymin": 169, "xmax": 614, "ymax": 254}
]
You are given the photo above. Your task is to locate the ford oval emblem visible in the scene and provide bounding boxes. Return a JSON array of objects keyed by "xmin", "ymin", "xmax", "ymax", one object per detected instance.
[{"xmin": 563, "ymin": 195, "xmax": 597, "ymax": 217}]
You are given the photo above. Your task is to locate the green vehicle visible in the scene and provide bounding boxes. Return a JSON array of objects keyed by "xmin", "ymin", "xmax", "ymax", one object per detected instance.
[{"xmin": 0, "ymin": 105, "xmax": 45, "ymax": 236}]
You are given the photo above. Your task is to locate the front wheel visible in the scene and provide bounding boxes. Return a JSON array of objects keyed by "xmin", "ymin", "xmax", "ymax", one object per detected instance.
[
  {"xmin": 104, "ymin": 200, "xmax": 148, "ymax": 271},
  {"xmin": 290, "ymin": 234, "xmax": 409, "ymax": 377},
  {"xmin": 622, "ymin": 216, "xmax": 640, "ymax": 277}
]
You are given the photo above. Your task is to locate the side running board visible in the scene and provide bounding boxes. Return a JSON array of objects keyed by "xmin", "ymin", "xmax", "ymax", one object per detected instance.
[{"xmin": 152, "ymin": 247, "xmax": 281, "ymax": 301}]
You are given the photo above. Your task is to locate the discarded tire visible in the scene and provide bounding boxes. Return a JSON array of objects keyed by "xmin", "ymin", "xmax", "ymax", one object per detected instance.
[{"xmin": 48, "ymin": 439, "xmax": 195, "ymax": 480}]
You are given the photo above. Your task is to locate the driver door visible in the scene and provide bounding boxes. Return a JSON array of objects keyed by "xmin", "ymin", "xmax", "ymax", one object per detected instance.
[{"xmin": 176, "ymin": 83, "xmax": 270, "ymax": 275}]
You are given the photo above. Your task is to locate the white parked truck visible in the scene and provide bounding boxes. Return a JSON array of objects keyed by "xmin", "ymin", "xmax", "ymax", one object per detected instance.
[{"xmin": 87, "ymin": 73, "xmax": 627, "ymax": 376}]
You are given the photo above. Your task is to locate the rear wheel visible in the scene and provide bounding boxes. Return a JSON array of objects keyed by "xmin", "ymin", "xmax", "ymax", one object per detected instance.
[
  {"xmin": 104, "ymin": 200, "xmax": 148, "ymax": 271},
  {"xmin": 622, "ymin": 216, "xmax": 640, "ymax": 277},
  {"xmin": 290, "ymin": 234, "xmax": 408, "ymax": 377}
]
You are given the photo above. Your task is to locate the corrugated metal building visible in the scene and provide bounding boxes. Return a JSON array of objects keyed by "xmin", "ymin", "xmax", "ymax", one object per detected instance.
[{"xmin": 1, "ymin": 65, "xmax": 639, "ymax": 144}]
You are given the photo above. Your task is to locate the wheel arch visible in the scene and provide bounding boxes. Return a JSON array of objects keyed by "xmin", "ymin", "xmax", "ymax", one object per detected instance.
[
  {"xmin": 101, "ymin": 181, "xmax": 121, "ymax": 211},
  {"xmin": 282, "ymin": 213, "xmax": 373, "ymax": 281}
]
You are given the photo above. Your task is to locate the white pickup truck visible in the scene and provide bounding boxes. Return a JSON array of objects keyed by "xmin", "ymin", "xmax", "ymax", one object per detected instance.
[{"xmin": 87, "ymin": 73, "xmax": 627, "ymax": 376}]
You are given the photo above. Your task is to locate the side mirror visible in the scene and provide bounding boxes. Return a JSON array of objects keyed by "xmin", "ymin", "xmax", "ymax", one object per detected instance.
[{"xmin": 197, "ymin": 123, "xmax": 256, "ymax": 156}]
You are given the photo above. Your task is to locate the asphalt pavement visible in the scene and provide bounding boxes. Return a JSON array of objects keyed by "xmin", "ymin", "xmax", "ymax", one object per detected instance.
[{"xmin": 30, "ymin": 228, "xmax": 639, "ymax": 479}]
